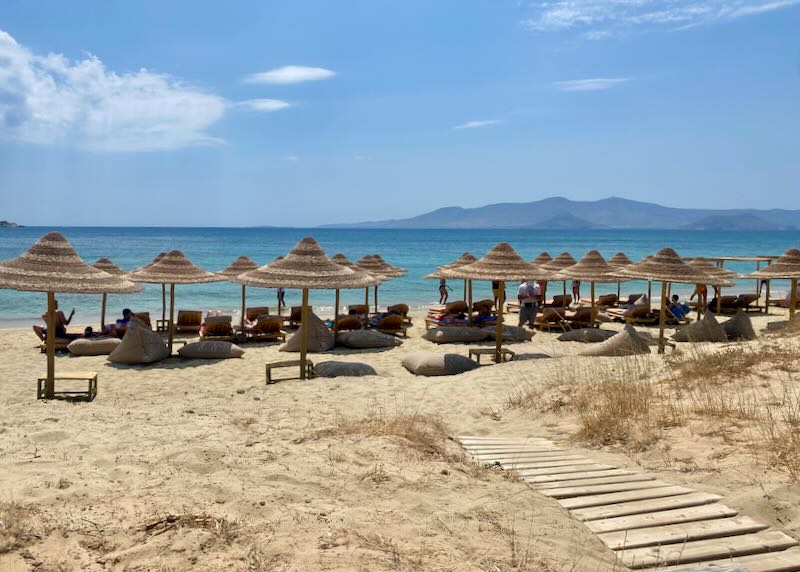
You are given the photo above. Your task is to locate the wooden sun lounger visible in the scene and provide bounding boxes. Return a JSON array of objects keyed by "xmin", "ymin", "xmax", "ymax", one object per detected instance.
[
  {"xmin": 607, "ymin": 306, "xmax": 658, "ymax": 325},
  {"xmin": 563, "ymin": 306, "xmax": 596, "ymax": 329},
  {"xmin": 534, "ymin": 308, "xmax": 570, "ymax": 332},
  {"xmin": 545, "ymin": 294, "xmax": 572, "ymax": 308},
  {"xmin": 579, "ymin": 294, "xmax": 618, "ymax": 308},
  {"xmin": 373, "ymin": 315, "xmax": 408, "ymax": 337},
  {"xmin": 247, "ymin": 317, "xmax": 287, "ymax": 343},
  {"xmin": 175, "ymin": 310, "xmax": 202, "ymax": 334}
]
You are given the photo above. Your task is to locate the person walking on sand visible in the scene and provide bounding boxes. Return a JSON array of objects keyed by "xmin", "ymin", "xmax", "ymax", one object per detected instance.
[
  {"xmin": 572, "ymin": 280, "xmax": 581, "ymax": 302},
  {"xmin": 438, "ymin": 278, "xmax": 453, "ymax": 304},
  {"xmin": 690, "ymin": 283, "xmax": 707, "ymax": 312},
  {"xmin": 518, "ymin": 279, "xmax": 542, "ymax": 328}
]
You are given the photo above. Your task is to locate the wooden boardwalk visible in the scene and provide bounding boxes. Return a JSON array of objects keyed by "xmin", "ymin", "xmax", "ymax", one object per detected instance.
[{"xmin": 457, "ymin": 436, "xmax": 800, "ymax": 570}]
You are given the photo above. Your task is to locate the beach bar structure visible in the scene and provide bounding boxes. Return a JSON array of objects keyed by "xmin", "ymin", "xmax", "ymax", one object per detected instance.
[{"xmin": 751, "ymin": 248, "xmax": 800, "ymax": 320}]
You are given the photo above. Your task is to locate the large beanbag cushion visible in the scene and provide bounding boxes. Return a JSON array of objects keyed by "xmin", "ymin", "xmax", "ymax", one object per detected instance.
[
  {"xmin": 108, "ymin": 318, "xmax": 170, "ymax": 364},
  {"xmin": 673, "ymin": 311, "xmax": 727, "ymax": 343},
  {"xmin": 580, "ymin": 325, "xmax": 651, "ymax": 357},
  {"xmin": 336, "ymin": 330, "xmax": 402, "ymax": 349},
  {"xmin": 483, "ymin": 325, "xmax": 534, "ymax": 342},
  {"xmin": 422, "ymin": 327, "xmax": 490, "ymax": 344},
  {"xmin": 281, "ymin": 312, "xmax": 335, "ymax": 353},
  {"xmin": 557, "ymin": 328, "xmax": 617, "ymax": 343},
  {"xmin": 401, "ymin": 351, "xmax": 480, "ymax": 376},
  {"xmin": 722, "ymin": 310, "xmax": 757, "ymax": 341},
  {"xmin": 178, "ymin": 341, "xmax": 245, "ymax": 359},
  {"xmin": 314, "ymin": 361, "xmax": 377, "ymax": 377},
  {"xmin": 68, "ymin": 337, "xmax": 121, "ymax": 356}
]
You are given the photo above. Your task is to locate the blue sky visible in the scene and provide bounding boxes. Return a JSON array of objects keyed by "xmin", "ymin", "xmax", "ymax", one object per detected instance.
[{"xmin": 0, "ymin": 1, "xmax": 798, "ymax": 226}]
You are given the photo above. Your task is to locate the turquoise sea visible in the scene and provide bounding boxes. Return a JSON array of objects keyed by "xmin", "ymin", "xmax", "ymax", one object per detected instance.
[{"xmin": 1, "ymin": 227, "xmax": 798, "ymax": 327}]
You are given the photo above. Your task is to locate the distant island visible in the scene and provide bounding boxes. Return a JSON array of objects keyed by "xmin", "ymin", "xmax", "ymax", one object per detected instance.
[
  {"xmin": 0, "ymin": 221, "xmax": 20, "ymax": 228},
  {"xmin": 322, "ymin": 197, "xmax": 799, "ymax": 230}
]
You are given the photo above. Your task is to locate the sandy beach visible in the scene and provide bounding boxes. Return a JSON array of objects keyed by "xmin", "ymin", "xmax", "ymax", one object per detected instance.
[{"xmin": 1, "ymin": 307, "xmax": 799, "ymax": 571}]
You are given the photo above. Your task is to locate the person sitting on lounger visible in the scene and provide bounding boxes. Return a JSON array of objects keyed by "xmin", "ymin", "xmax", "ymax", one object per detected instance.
[
  {"xmin": 474, "ymin": 305, "xmax": 495, "ymax": 325},
  {"xmin": 101, "ymin": 308, "xmax": 134, "ymax": 336},
  {"xmin": 35, "ymin": 299, "xmax": 75, "ymax": 339},
  {"xmin": 668, "ymin": 294, "xmax": 690, "ymax": 319}
]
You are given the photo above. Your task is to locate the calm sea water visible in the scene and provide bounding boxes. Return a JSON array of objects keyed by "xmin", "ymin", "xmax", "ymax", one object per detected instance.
[{"xmin": 1, "ymin": 227, "xmax": 798, "ymax": 327}]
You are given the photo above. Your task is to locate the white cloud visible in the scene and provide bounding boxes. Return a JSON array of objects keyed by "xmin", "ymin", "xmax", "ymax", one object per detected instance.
[
  {"xmin": 239, "ymin": 98, "xmax": 292, "ymax": 112},
  {"xmin": 555, "ymin": 77, "xmax": 630, "ymax": 91},
  {"xmin": 244, "ymin": 65, "xmax": 335, "ymax": 84},
  {"xmin": 0, "ymin": 30, "xmax": 293, "ymax": 152},
  {"xmin": 522, "ymin": 0, "xmax": 800, "ymax": 36},
  {"xmin": 454, "ymin": 119, "xmax": 503, "ymax": 129}
]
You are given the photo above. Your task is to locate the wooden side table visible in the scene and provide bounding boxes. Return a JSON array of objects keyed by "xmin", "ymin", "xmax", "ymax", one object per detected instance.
[
  {"xmin": 469, "ymin": 348, "xmax": 515, "ymax": 364},
  {"xmin": 37, "ymin": 371, "xmax": 98, "ymax": 401}
]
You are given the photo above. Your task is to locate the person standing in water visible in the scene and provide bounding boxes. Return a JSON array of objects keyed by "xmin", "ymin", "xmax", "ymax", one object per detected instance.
[
  {"xmin": 438, "ymin": 279, "xmax": 452, "ymax": 304},
  {"xmin": 277, "ymin": 287, "xmax": 286, "ymax": 312}
]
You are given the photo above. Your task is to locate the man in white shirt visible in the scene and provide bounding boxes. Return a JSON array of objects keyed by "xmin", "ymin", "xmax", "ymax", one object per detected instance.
[{"xmin": 518, "ymin": 279, "xmax": 542, "ymax": 327}]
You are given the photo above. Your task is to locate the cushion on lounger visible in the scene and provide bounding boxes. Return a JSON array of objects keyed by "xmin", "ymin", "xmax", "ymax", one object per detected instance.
[
  {"xmin": 336, "ymin": 330, "xmax": 402, "ymax": 348},
  {"xmin": 388, "ymin": 304, "xmax": 409, "ymax": 316},
  {"xmin": 673, "ymin": 310, "xmax": 727, "ymax": 343},
  {"xmin": 178, "ymin": 341, "xmax": 244, "ymax": 359},
  {"xmin": 483, "ymin": 325, "xmax": 534, "ymax": 342},
  {"xmin": 422, "ymin": 327, "xmax": 490, "ymax": 344},
  {"xmin": 281, "ymin": 312, "xmax": 334, "ymax": 353},
  {"xmin": 579, "ymin": 325, "xmax": 651, "ymax": 357},
  {"xmin": 445, "ymin": 301, "xmax": 468, "ymax": 314},
  {"xmin": 314, "ymin": 361, "xmax": 377, "ymax": 377},
  {"xmin": 108, "ymin": 318, "xmax": 170, "ymax": 364},
  {"xmin": 204, "ymin": 320, "xmax": 233, "ymax": 336},
  {"xmin": 67, "ymin": 337, "xmax": 121, "ymax": 356},
  {"xmin": 376, "ymin": 314, "xmax": 405, "ymax": 330},
  {"xmin": 557, "ymin": 328, "xmax": 617, "ymax": 343},
  {"xmin": 722, "ymin": 309, "xmax": 757, "ymax": 341},
  {"xmin": 401, "ymin": 351, "xmax": 480, "ymax": 376},
  {"xmin": 335, "ymin": 316, "xmax": 362, "ymax": 331},
  {"xmin": 252, "ymin": 318, "xmax": 282, "ymax": 334}
]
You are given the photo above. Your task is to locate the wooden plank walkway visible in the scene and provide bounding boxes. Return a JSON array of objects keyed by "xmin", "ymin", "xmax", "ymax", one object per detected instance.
[{"xmin": 457, "ymin": 435, "xmax": 800, "ymax": 570}]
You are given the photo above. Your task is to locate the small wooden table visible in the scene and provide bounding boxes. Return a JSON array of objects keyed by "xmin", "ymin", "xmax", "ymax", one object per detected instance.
[
  {"xmin": 156, "ymin": 319, "xmax": 170, "ymax": 333},
  {"xmin": 469, "ymin": 348, "xmax": 515, "ymax": 364},
  {"xmin": 37, "ymin": 371, "xmax": 98, "ymax": 401},
  {"xmin": 265, "ymin": 360, "xmax": 314, "ymax": 384}
]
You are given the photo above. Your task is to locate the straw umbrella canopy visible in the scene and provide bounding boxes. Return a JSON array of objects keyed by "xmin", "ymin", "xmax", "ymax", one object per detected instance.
[
  {"xmin": 439, "ymin": 242, "xmax": 545, "ymax": 363},
  {"xmin": 532, "ymin": 252, "xmax": 553, "ymax": 266},
  {"xmin": 618, "ymin": 248, "xmax": 712, "ymax": 353},
  {"xmin": 219, "ymin": 256, "xmax": 260, "ymax": 332},
  {"xmin": 425, "ymin": 253, "xmax": 478, "ymax": 320},
  {"xmin": 0, "ymin": 232, "xmax": 139, "ymax": 399},
  {"xmin": 330, "ymin": 253, "xmax": 383, "ymax": 334},
  {"xmin": 686, "ymin": 258, "xmax": 737, "ymax": 317},
  {"xmin": 555, "ymin": 251, "xmax": 621, "ymax": 326},
  {"xmin": 541, "ymin": 252, "xmax": 578, "ymax": 298},
  {"xmin": 135, "ymin": 252, "xmax": 169, "ymax": 321},
  {"xmin": 92, "ymin": 257, "xmax": 142, "ymax": 329},
  {"xmin": 751, "ymin": 248, "xmax": 800, "ymax": 319},
  {"xmin": 236, "ymin": 237, "xmax": 375, "ymax": 379},
  {"xmin": 607, "ymin": 252, "xmax": 633, "ymax": 299},
  {"xmin": 127, "ymin": 251, "xmax": 224, "ymax": 351},
  {"xmin": 356, "ymin": 255, "xmax": 405, "ymax": 313}
]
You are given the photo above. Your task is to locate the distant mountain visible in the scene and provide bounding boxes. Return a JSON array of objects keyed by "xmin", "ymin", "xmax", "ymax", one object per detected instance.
[
  {"xmin": 322, "ymin": 197, "xmax": 800, "ymax": 230},
  {"xmin": 682, "ymin": 213, "xmax": 796, "ymax": 231},
  {"xmin": 0, "ymin": 220, "xmax": 19, "ymax": 228}
]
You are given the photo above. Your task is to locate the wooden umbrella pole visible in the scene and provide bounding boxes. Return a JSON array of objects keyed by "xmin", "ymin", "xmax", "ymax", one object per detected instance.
[
  {"xmin": 648, "ymin": 280, "xmax": 652, "ymax": 301},
  {"xmin": 463, "ymin": 279, "xmax": 467, "ymax": 301},
  {"xmin": 45, "ymin": 291, "xmax": 55, "ymax": 399},
  {"xmin": 590, "ymin": 281, "xmax": 596, "ymax": 328},
  {"xmin": 364, "ymin": 287, "xmax": 369, "ymax": 306},
  {"xmin": 616, "ymin": 281, "xmax": 620, "ymax": 300},
  {"xmin": 300, "ymin": 288, "xmax": 310, "ymax": 379},
  {"xmin": 495, "ymin": 281, "xmax": 505, "ymax": 363},
  {"xmin": 161, "ymin": 283, "xmax": 166, "ymax": 321},
  {"xmin": 240, "ymin": 285, "xmax": 246, "ymax": 332},
  {"xmin": 168, "ymin": 283, "xmax": 175, "ymax": 353},
  {"xmin": 765, "ymin": 279, "xmax": 771, "ymax": 314},
  {"xmin": 790, "ymin": 278, "xmax": 797, "ymax": 320},
  {"xmin": 467, "ymin": 280, "xmax": 473, "ymax": 325},
  {"xmin": 563, "ymin": 281, "xmax": 567, "ymax": 298},
  {"xmin": 334, "ymin": 289, "xmax": 340, "ymax": 341},
  {"xmin": 658, "ymin": 281, "xmax": 667, "ymax": 355},
  {"xmin": 374, "ymin": 285, "xmax": 379, "ymax": 314},
  {"xmin": 101, "ymin": 292, "xmax": 107, "ymax": 330}
]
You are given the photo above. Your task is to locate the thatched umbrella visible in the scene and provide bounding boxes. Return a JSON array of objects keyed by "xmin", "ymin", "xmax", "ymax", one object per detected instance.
[
  {"xmin": 425, "ymin": 253, "xmax": 478, "ymax": 322},
  {"xmin": 555, "ymin": 251, "xmax": 620, "ymax": 327},
  {"xmin": 618, "ymin": 248, "xmax": 711, "ymax": 353},
  {"xmin": 237, "ymin": 238, "xmax": 374, "ymax": 379},
  {"xmin": 687, "ymin": 258, "xmax": 737, "ymax": 319},
  {"xmin": 0, "ymin": 232, "xmax": 139, "ymax": 399},
  {"xmin": 92, "ymin": 257, "xmax": 142, "ymax": 330},
  {"xmin": 356, "ymin": 254, "xmax": 406, "ymax": 313},
  {"xmin": 330, "ymin": 254, "xmax": 383, "ymax": 335},
  {"xmin": 136, "ymin": 252, "xmax": 168, "ymax": 323},
  {"xmin": 530, "ymin": 252, "xmax": 553, "ymax": 300},
  {"xmin": 440, "ymin": 243, "xmax": 544, "ymax": 363},
  {"xmin": 608, "ymin": 252, "xmax": 633, "ymax": 300},
  {"xmin": 751, "ymin": 248, "xmax": 800, "ymax": 319},
  {"xmin": 128, "ymin": 251, "xmax": 224, "ymax": 351},
  {"xmin": 218, "ymin": 256, "xmax": 259, "ymax": 332},
  {"xmin": 542, "ymin": 252, "xmax": 577, "ymax": 299}
]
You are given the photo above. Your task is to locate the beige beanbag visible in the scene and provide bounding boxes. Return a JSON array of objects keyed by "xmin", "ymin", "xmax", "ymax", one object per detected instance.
[
  {"xmin": 580, "ymin": 325, "xmax": 651, "ymax": 357},
  {"xmin": 336, "ymin": 330, "xmax": 402, "ymax": 349},
  {"xmin": 108, "ymin": 318, "xmax": 170, "ymax": 364},
  {"xmin": 281, "ymin": 312, "xmax": 334, "ymax": 353},
  {"xmin": 422, "ymin": 327, "xmax": 490, "ymax": 344},
  {"xmin": 68, "ymin": 337, "xmax": 121, "ymax": 356},
  {"xmin": 722, "ymin": 310, "xmax": 757, "ymax": 341},
  {"xmin": 673, "ymin": 311, "xmax": 727, "ymax": 343},
  {"xmin": 178, "ymin": 341, "xmax": 245, "ymax": 359},
  {"xmin": 401, "ymin": 351, "xmax": 480, "ymax": 376},
  {"xmin": 483, "ymin": 325, "xmax": 535, "ymax": 342},
  {"xmin": 314, "ymin": 361, "xmax": 377, "ymax": 377},
  {"xmin": 557, "ymin": 328, "xmax": 617, "ymax": 343}
]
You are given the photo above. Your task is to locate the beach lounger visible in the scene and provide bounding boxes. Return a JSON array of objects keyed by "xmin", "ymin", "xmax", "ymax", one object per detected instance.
[
  {"xmin": 32, "ymin": 326, "xmax": 74, "ymax": 352},
  {"xmin": 618, "ymin": 293, "xmax": 643, "ymax": 308},
  {"xmin": 387, "ymin": 303, "xmax": 412, "ymax": 325},
  {"xmin": 708, "ymin": 295, "xmax": 739, "ymax": 314},
  {"xmin": 285, "ymin": 306, "xmax": 308, "ymax": 329},
  {"xmin": 428, "ymin": 300, "xmax": 468, "ymax": 317},
  {"xmin": 200, "ymin": 315, "xmax": 236, "ymax": 341},
  {"xmin": 544, "ymin": 294, "xmax": 572, "ymax": 308},
  {"xmin": 736, "ymin": 293, "xmax": 760, "ymax": 312},
  {"xmin": 607, "ymin": 305, "xmax": 657, "ymax": 325},
  {"xmin": 134, "ymin": 312, "xmax": 152, "ymax": 329},
  {"xmin": 333, "ymin": 315, "xmax": 362, "ymax": 331},
  {"xmin": 248, "ymin": 317, "xmax": 286, "ymax": 343},
  {"xmin": 472, "ymin": 299, "xmax": 495, "ymax": 312},
  {"xmin": 564, "ymin": 306, "xmax": 596, "ymax": 329},
  {"xmin": 348, "ymin": 304, "xmax": 369, "ymax": 317},
  {"xmin": 374, "ymin": 314, "xmax": 408, "ymax": 337},
  {"xmin": 534, "ymin": 308, "xmax": 570, "ymax": 332},
  {"xmin": 245, "ymin": 306, "xmax": 270, "ymax": 321},
  {"xmin": 175, "ymin": 310, "xmax": 202, "ymax": 334}
]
